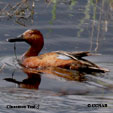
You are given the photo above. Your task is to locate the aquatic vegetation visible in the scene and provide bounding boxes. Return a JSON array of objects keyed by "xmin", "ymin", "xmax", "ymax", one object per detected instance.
[
  {"xmin": 49, "ymin": 1, "xmax": 57, "ymax": 24},
  {"xmin": 45, "ymin": 0, "xmax": 113, "ymax": 52},
  {"xmin": 0, "ymin": 0, "xmax": 112, "ymax": 54},
  {"xmin": 0, "ymin": 0, "xmax": 113, "ymax": 51},
  {"xmin": 75, "ymin": 0, "xmax": 113, "ymax": 52},
  {"xmin": 0, "ymin": 0, "xmax": 35, "ymax": 26},
  {"xmin": 77, "ymin": 0, "xmax": 91, "ymax": 38}
]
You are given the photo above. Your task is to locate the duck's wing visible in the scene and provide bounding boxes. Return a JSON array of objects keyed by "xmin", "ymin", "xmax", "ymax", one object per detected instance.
[
  {"xmin": 55, "ymin": 51, "xmax": 109, "ymax": 73},
  {"xmin": 55, "ymin": 51, "xmax": 91, "ymax": 59},
  {"xmin": 55, "ymin": 51, "xmax": 98, "ymax": 67},
  {"xmin": 66, "ymin": 51, "xmax": 91, "ymax": 58}
]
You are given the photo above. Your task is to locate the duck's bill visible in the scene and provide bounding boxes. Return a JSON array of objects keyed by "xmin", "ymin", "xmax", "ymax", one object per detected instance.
[{"xmin": 6, "ymin": 35, "xmax": 25, "ymax": 42}]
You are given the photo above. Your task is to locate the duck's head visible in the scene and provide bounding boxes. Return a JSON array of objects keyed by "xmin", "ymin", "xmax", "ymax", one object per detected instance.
[{"xmin": 7, "ymin": 29, "xmax": 44, "ymax": 47}]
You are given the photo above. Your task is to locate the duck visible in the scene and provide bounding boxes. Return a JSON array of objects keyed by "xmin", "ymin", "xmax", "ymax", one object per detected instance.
[{"xmin": 7, "ymin": 29, "xmax": 109, "ymax": 74}]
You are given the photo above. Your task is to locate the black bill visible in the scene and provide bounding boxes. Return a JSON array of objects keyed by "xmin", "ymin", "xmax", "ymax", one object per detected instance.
[{"xmin": 6, "ymin": 35, "xmax": 25, "ymax": 42}]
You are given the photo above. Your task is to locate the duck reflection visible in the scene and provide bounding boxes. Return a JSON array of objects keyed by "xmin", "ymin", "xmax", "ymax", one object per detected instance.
[
  {"xmin": 4, "ymin": 68, "xmax": 41, "ymax": 89},
  {"xmin": 4, "ymin": 66, "xmax": 86, "ymax": 90}
]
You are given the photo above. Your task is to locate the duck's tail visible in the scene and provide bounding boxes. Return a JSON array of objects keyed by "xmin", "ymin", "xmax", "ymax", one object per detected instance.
[
  {"xmin": 84, "ymin": 66, "xmax": 109, "ymax": 74},
  {"xmin": 77, "ymin": 59, "xmax": 109, "ymax": 74}
]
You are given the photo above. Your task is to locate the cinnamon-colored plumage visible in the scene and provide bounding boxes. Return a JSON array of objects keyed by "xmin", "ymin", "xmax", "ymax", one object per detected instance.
[
  {"xmin": 22, "ymin": 52, "xmax": 76, "ymax": 68},
  {"xmin": 7, "ymin": 29, "xmax": 109, "ymax": 74}
]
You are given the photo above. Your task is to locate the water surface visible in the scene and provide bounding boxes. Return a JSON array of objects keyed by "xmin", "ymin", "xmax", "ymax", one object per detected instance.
[{"xmin": 0, "ymin": 0, "xmax": 113, "ymax": 113}]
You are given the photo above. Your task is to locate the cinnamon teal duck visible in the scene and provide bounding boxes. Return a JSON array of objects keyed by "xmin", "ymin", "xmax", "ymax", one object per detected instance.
[{"xmin": 7, "ymin": 29, "xmax": 109, "ymax": 74}]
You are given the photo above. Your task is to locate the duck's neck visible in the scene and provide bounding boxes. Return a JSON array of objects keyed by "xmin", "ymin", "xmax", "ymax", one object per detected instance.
[
  {"xmin": 21, "ymin": 36, "xmax": 44, "ymax": 60},
  {"xmin": 22, "ymin": 45, "xmax": 43, "ymax": 59}
]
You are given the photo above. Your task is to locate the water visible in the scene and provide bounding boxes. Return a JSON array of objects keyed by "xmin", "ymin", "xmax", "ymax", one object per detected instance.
[{"xmin": 0, "ymin": 0, "xmax": 113, "ymax": 113}]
